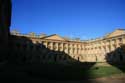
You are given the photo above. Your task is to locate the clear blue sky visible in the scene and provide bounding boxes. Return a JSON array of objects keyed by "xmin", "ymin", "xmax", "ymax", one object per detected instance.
[{"xmin": 10, "ymin": 0, "xmax": 125, "ymax": 40}]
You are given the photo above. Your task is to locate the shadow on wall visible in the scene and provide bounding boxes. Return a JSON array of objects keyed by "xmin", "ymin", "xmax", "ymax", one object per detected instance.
[
  {"xmin": 4, "ymin": 35, "xmax": 125, "ymax": 81},
  {"xmin": 106, "ymin": 44, "xmax": 125, "ymax": 72},
  {"xmin": 7, "ymin": 35, "xmax": 96, "ymax": 80}
]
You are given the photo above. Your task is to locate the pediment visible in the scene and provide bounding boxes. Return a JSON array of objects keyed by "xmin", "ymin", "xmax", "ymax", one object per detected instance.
[
  {"xmin": 105, "ymin": 29, "xmax": 125, "ymax": 38},
  {"xmin": 43, "ymin": 34, "xmax": 66, "ymax": 41}
]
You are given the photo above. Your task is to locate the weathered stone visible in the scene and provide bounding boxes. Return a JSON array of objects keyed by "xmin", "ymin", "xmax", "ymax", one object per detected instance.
[{"xmin": 10, "ymin": 29, "xmax": 125, "ymax": 63}]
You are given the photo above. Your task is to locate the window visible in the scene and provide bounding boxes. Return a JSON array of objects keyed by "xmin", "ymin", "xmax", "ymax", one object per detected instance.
[
  {"xmin": 118, "ymin": 38, "xmax": 122, "ymax": 42},
  {"xmin": 119, "ymin": 38, "xmax": 122, "ymax": 41}
]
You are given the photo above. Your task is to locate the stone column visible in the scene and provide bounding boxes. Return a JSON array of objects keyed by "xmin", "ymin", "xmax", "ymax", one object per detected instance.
[
  {"xmin": 52, "ymin": 42, "xmax": 54, "ymax": 50},
  {"xmin": 100, "ymin": 46, "xmax": 105, "ymax": 62},
  {"xmin": 97, "ymin": 46, "xmax": 100, "ymax": 62},
  {"xmin": 111, "ymin": 44, "xmax": 115, "ymax": 51},
  {"xmin": 76, "ymin": 44, "xmax": 78, "ymax": 55},
  {"xmin": 49, "ymin": 42, "xmax": 53, "ymax": 50},
  {"xmin": 74, "ymin": 44, "xmax": 77, "ymax": 55},
  {"xmin": 116, "ymin": 38, "xmax": 120, "ymax": 48},
  {"xmin": 69, "ymin": 43, "xmax": 72, "ymax": 55},
  {"xmin": 81, "ymin": 44, "xmax": 84, "ymax": 55},
  {"xmin": 122, "ymin": 36, "xmax": 125, "ymax": 44},
  {"xmin": 53, "ymin": 42, "xmax": 56, "ymax": 51},
  {"xmin": 91, "ymin": 44, "xmax": 95, "ymax": 57},
  {"xmin": 58, "ymin": 43, "xmax": 62, "ymax": 51},
  {"xmin": 51, "ymin": 42, "xmax": 54, "ymax": 50},
  {"xmin": 43, "ymin": 41, "xmax": 48, "ymax": 48},
  {"xmin": 72, "ymin": 44, "xmax": 75, "ymax": 55},
  {"xmin": 110, "ymin": 39, "xmax": 115, "ymax": 51},
  {"xmin": 56, "ymin": 42, "xmax": 59, "ymax": 51},
  {"xmin": 107, "ymin": 40, "xmax": 111, "ymax": 52},
  {"xmin": 81, "ymin": 44, "xmax": 83, "ymax": 55},
  {"xmin": 65, "ymin": 43, "xmax": 68, "ymax": 54},
  {"xmin": 67, "ymin": 43, "xmax": 70, "ymax": 54},
  {"xmin": 78, "ymin": 44, "xmax": 81, "ymax": 55},
  {"xmin": 96, "ymin": 42, "xmax": 100, "ymax": 56},
  {"xmin": 60, "ymin": 43, "xmax": 63, "ymax": 51},
  {"xmin": 101, "ymin": 41, "xmax": 106, "ymax": 56},
  {"xmin": 103, "ymin": 46, "xmax": 107, "ymax": 61},
  {"xmin": 84, "ymin": 46, "xmax": 87, "ymax": 57},
  {"xmin": 92, "ymin": 43, "xmax": 95, "ymax": 57},
  {"xmin": 96, "ymin": 47, "xmax": 99, "ymax": 62},
  {"xmin": 107, "ymin": 45, "xmax": 110, "ymax": 53},
  {"xmin": 63, "ymin": 43, "xmax": 65, "ymax": 52}
]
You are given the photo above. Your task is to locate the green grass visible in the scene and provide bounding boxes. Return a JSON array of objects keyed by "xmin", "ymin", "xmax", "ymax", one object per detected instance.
[
  {"xmin": 1, "ymin": 63, "xmax": 125, "ymax": 80},
  {"xmin": 84, "ymin": 66, "xmax": 125, "ymax": 78}
]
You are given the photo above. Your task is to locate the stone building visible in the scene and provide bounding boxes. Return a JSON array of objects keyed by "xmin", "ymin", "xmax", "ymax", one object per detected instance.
[{"xmin": 10, "ymin": 29, "xmax": 125, "ymax": 63}]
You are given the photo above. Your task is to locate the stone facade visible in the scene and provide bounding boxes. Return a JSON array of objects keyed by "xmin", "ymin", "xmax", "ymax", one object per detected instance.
[{"xmin": 10, "ymin": 29, "xmax": 125, "ymax": 63}]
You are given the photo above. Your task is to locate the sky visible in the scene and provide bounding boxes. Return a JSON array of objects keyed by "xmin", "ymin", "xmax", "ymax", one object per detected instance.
[{"xmin": 10, "ymin": 0, "xmax": 125, "ymax": 40}]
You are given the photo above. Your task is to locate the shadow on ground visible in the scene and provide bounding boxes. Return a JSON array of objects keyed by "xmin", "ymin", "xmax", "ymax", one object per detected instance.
[
  {"xmin": 0, "ymin": 35, "xmax": 125, "ymax": 81},
  {"xmin": 2, "ymin": 35, "xmax": 95, "ymax": 81}
]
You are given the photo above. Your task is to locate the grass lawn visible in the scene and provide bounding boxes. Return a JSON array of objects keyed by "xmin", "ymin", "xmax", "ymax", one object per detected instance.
[
  {"xmin": 84, "ymin": 66, "xmax": 125, "ymax": 78},
  {"xmin": 0, "ymin": 63, "xmax": 125, "ymax": 80}
]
